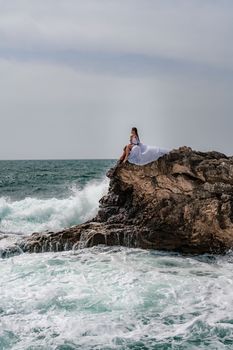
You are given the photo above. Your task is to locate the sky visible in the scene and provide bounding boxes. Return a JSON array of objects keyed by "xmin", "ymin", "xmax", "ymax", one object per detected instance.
[{"xmin": 0, "ymin": 0, "xmax": 233, "ymax": 159}]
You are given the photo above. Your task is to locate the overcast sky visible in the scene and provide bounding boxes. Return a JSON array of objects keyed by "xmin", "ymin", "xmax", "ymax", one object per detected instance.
[{"xmin": 0, "ymin": 0, "xmax": 233, "ymax": 159}]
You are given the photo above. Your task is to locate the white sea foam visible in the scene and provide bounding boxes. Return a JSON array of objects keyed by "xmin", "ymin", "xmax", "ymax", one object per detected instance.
[
  {"xmin": 0, "ymin": 178, "xmax": 109, "ymax": 235},
  {"xmin": 1, "ymin": 247, "xmax": 233, "ymax": 349}
]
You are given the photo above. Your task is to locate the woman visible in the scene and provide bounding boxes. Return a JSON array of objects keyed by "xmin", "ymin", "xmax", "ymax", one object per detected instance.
[
  {"xmin": 119, "ymin": 127, "xmax": 169, "ymax": 165},
  {"xmin": 119, "ymin": 127, "xmax": 140, "ymax": 163}
]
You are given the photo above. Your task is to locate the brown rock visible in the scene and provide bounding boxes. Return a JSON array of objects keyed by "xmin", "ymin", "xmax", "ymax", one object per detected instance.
[{"xmin": 2, "ymin": 146, "xmax": 233, "ymax": 257}]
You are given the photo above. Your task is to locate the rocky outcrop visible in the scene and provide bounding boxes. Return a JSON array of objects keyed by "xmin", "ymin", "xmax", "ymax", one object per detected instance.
[{"xmin": 2, "ymin": 146, "xmax": 233, "ymax": 257}]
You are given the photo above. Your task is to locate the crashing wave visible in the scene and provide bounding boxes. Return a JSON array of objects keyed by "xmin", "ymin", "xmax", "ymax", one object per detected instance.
[{"xmin": 0, "ymin": 178, "xmax": 109, "ymax": 235}]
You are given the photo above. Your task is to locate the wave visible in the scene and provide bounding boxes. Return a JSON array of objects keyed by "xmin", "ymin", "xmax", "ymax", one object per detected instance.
[{"xmin": 0, "ymin": 178, "xmax": 109, "ymax": 235}]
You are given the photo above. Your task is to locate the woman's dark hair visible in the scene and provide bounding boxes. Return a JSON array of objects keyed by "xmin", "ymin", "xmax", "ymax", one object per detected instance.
[{"xmin": 132, "ymin": 127, "xmax": 139, "ymax": 140}]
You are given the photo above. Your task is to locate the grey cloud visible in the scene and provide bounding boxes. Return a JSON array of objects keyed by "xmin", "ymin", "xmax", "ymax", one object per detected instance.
[
  {"xmin": 1, "ymin": 47, "xmax": 233, "ymax": 83},
  {"xmin": 0, "ymin": 0, "xmax": 232, "ymax": 159},
  {"xmin": 0, "ymin": 0, "xmax": 233, "ymax": 69}
]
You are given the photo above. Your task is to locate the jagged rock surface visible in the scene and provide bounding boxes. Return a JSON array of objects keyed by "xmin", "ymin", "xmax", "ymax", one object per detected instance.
[{"xmin": 2, "ymin": 146, "xmax": 233, "ymax": 257}]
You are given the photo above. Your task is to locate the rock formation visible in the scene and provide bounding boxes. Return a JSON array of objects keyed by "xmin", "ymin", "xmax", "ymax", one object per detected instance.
[{"xmin": 2, "ymin": 146, "xmax": 233, "ymax": 257}]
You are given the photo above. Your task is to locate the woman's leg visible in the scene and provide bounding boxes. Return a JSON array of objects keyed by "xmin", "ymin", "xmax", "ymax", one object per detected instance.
[
  {"xmin": 119, "ymin": 146, "xmax": 127, "ymax": 162},
  {"xmin": 123, "ymin": 144, "xmax": 132, "ymax": 163}
]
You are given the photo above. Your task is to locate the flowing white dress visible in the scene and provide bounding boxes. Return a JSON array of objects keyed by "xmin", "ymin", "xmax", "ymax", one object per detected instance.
[{"xmin": 128, "ymin": 141, "xmax": 169, "ymax": 165}]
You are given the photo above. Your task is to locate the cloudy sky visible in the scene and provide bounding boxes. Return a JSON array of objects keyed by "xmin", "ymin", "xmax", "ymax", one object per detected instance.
[{"xmin": 0, "ymin": 0, "xmax": 232, "ymax": 159}]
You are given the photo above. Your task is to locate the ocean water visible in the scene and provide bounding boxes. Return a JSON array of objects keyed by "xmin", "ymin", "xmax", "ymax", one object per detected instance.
[
  {"xmin": 1, "ymin": 160, "xmax": 233, "ymax": 350},
  {"xmin": 0, "ymin": 160, "xmax": 114, "ymax": 235}
]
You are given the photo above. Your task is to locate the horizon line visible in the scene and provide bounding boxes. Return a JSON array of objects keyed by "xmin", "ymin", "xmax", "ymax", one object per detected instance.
[{"xmin": 0, "ymin": 158, "xmax": 117, "ymax": 161}]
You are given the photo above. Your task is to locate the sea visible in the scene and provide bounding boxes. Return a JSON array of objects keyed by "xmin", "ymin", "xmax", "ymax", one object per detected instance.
[{"xmin": 0, "ymin": 160, "xmax": 233, "ymax": 350}]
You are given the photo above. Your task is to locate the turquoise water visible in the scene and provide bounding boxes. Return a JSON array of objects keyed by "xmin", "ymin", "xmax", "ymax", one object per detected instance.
[
  {"xmin": 1, "ymin": 247, "xmax": 233, "ymax": 349},
  {"xmin": 0, "ymin": 160, "xmax": 114, "ymax": 234},
  {"xmin": 1, "ymin": 160, "xmax": 233, "ymax": 349},
  {"xmin": 0, "ymin": 160, "xmax": 114, "ymax": 201}
]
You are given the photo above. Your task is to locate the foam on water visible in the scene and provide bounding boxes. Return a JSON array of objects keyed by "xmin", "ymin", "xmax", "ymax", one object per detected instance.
[
  {"xmin": 0, "ymin": 178, "xmax": 109, "ymax": 235},
  {"xmin": 1, "ymin": 247, "xmax": 233, "ymax": 349},
  {"xmin": 1, "ymin": 160, "xmax": 233, "ymax": 349}
]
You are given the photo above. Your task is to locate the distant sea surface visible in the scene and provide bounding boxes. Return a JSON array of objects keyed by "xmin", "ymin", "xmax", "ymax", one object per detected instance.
[
  {"xmin": 0, "ymin": 159, "xmax": 114, "ymax": 235},
  {"xmin": 1, "ymin": 160, "xmax": 233, "ymax": 350}
]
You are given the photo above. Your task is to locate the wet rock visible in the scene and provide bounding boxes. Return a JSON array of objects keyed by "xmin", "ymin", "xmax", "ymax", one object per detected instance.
[{"xmin": 2, "ymin": 146, "xmax": 233, "ymax": 257}]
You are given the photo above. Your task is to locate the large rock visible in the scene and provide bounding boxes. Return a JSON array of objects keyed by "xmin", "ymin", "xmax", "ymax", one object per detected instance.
[{"xmin": 2, "ymin": 146, "xmax": 233, "ymax": 257}]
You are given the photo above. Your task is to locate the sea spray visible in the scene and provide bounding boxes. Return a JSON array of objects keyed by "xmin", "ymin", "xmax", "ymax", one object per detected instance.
[
  {"xmin": 1, "ymin": 159, "xmax": 233, "ymax": 349},
  {"xmin": 0, "ymin": 178, "xmax": 109, "ymax": 235},
  {"xmin": 1, "ymin": 247, "xmax": 233, "ymax": 349}
]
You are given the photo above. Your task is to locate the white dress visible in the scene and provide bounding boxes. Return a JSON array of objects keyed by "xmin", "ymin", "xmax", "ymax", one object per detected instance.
[{"xmin": 128, "ymin": 139, "xmax": 169, "ymax": 165}]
